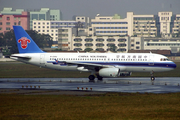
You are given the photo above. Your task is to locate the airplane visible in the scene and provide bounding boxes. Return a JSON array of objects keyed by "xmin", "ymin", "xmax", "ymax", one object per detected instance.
[{"xmin": 10, "ymin": 26, "xmax": 176, "ymax": 82}]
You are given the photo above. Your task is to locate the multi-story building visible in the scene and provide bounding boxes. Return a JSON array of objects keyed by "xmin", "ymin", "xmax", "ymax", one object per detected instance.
[
  {"xmin": 158, "ymin": 12, "xmax": 173, "ymax": 37},
  {"xmin": 90, "ymin": 12, "xmax": 159, "ymax": 38},
  {"xmin": 130, "ymin": 37, "xmax": 144, "ymax": 50},
  {"xmin": 33, "ymin": 16, "xmax": 89, "ymax": 50},
  {"xmin": 0, "ymin": 8, "xmax": 29, "ymax": 34},
  {"xmin": 33, "ymin": 11, "xmax": 180, "ymax": 53},
  {"xmin": 144, "ymin": 38, "xmax": 180, "ymax": 53},
  {"xmin": 72, "ymin": 36, "xmax": 130, "ymax": 53},
  {"xmin": 90, "ymin": 12, "xmax": 180, "ymax": 38},
  {"xmin": 33, "ymin": 20, "xmax": 57, "ymax": 41},
  {"xmin": 2, "ymin": 7, "xmax": 180, "ymax": 53},
  {"xmin": 133, "ymin": 13, "xmax": 157, "ymax": 37},
  {"xmin": 29, "ymin": 8, "xmax": 62, "ymax": 29},
  {"xmin": 172, "ymin": 14, "xmax": 180, "ymax": 35},
  {"xmin": 132, "ymin": 11, "xmax": 180, "ymax": 38},
  {"xmin": 58, "ymin": 28, "xmax": 74, "ymax": 50},
  {"xmin": 91, "ymin": 13, "xmax": 132, "ymax": 37},
  {"xmin": 73, "ymin": 16, "xmax": 91, "ymax": 28},
  {"xmin": 33, "ymin": 20, "xmax": 78, "ymax": 41},
  {"xmin": 128, "ymin": 36, "xmax": 180, "ymax": 53}
]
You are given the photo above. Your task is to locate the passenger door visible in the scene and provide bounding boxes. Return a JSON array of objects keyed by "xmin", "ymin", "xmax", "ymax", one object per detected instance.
[
  {"xmin": 40, "ymin": 54, "xmax": 45, "ymax": 65},
  {"xmin": 148, "ymin": 55, "xmax": 154, "ymax": 65}
]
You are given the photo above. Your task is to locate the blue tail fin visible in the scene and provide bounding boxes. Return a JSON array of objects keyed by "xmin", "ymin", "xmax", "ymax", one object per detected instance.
[{"xmin": 13, "ymin": 26, "xmax": 44, "ymax": 53}]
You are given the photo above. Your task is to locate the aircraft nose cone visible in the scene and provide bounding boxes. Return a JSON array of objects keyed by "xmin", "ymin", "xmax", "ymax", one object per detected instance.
[
  {"xmin": 168, "ymin": 62, "xmax": 176, "ymax": 69},
  {"xmin": 172, "ymin": 62, "xmax": 176, "ymax": 69}
]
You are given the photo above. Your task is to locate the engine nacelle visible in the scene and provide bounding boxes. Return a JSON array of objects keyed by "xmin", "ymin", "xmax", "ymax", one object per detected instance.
[
  {"xmin": 120, "ymin": 72, "xmax": 132, "ymax": 76},
  {"xmin": 99, "ymin": 68, "xmax": 120, "ymax": 78},
  {"xmin": 77, "ymin": 67, "xmax": 89, "ymax": 72}
]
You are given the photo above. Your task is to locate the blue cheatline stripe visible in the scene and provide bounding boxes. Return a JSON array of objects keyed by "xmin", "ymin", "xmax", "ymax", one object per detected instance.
[{"xmin": 47, "ymin": 61, "xmax": 176, "ymax": 68}]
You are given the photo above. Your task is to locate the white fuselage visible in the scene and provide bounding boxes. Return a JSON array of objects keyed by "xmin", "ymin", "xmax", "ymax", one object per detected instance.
[{"xmin": 11, "ymin": 52, "xmax": 176, "ymax": 73}]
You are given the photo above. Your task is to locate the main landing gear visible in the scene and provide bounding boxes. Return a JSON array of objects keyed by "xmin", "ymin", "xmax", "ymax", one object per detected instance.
[
  {"xmin": 97, "ymin": 75, "xmax": 103, "ymax": 81},
  {"xmin": 150, "ymin": 71, "xmax": 155, "ymax": 81},
  {"xmin": 88, "ymin": 75, "xmax": 103, "ymax": 82}
]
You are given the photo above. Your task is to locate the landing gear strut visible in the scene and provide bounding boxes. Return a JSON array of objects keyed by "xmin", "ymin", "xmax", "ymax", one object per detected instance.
[{"xmin": 150, "ymin": 71, "xmax": 155, "ymax": 81}]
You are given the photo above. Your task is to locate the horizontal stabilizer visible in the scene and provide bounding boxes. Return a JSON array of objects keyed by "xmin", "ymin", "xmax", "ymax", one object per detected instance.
[{"xmin": 11, "ymin": 55, "xmax": 31, "ymax": 60}]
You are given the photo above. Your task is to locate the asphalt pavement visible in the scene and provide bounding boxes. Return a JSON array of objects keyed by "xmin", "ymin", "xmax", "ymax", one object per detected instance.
[{"xmin": 0, "ymin": 77, "xmax": 180, "ymax": 94}]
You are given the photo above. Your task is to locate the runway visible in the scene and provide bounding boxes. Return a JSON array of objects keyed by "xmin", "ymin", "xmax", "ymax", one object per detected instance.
[{"xmin": 0, "ymin": 77, "xmax": 180, "ymax": 93}]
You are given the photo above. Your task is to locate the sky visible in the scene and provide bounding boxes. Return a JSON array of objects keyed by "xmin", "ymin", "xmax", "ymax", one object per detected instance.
[{"xmin": 0, "ymin": 0, "xmax": 180, "ymax": 20}]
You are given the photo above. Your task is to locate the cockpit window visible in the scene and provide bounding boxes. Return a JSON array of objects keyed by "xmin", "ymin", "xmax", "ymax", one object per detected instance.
[{"xmin": 160, "ymin": 58, "xmax": 169, "ymax": 61}]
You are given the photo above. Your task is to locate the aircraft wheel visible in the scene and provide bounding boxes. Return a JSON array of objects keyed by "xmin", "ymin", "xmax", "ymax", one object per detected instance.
[
  {"xmin": 89, "ymin": 75, "xmax": 95, "ymax": 82},
  {"xmin": 97, "ymin": 75, "xmax": 103, "ymax": 81},
  {"xmin": 151, "ymin": 76, "xmax": 155, "ymax": 81}
]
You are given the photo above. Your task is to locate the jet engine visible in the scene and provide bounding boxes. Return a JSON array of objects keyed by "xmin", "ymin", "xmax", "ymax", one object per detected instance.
[{"xmin": 99, "ymin": 68, "xmax": 120, "ymax": 77}]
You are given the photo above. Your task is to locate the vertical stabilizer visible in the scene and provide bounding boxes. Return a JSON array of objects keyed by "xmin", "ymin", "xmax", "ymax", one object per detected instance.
[{"xmin": 13, "ymin": 26, "xmax": 44, "ymax": 53}]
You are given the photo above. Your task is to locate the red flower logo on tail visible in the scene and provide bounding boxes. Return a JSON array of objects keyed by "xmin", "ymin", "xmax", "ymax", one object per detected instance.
[{"xmin": 18, "ymin": 37, "xmax": 31, "ymax": 49}]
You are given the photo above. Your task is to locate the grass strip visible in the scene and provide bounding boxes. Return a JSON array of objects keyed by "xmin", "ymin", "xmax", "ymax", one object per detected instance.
[{"xmin": 0, "ymin": 93, "xmax": 180, "ymax": 120}]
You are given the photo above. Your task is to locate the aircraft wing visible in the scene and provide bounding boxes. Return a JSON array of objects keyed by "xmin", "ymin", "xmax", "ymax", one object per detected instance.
[{"xmin": 63, "ymin": 61, "xmax": 113, "ymax": 70}]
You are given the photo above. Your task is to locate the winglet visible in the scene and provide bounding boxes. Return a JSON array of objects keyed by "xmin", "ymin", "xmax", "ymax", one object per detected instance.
[{"xmin": 13, "ymin": 26, "xmax": 44, "ymax": 53}]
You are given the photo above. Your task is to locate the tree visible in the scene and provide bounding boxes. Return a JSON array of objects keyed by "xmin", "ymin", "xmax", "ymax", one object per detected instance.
[
  {"xmin": 26, "ymin": 30, "xmax": 53, "ymax": 48},
  {"xmin": 172, "ymin": 31, "xmax": 180, "ymax": 38},
  {"xmin": 52, "ymin": 48, "xmax": 62, "ymax": 51},
  {"xmin": 109, "ymin": 44, "xmax": 117, "ymax": 52},
  {"xmin": 41, "ymin": 34, "xmax": 53, "ymax": 47},
  {"xmin": 84, "ymin": 48, "xmax": 93, "ymax": 52},
  {"xmin": 0, "ymin": 33, "xmax": 6, "ymax": 47},
  {"xmin": 2, "ymin": 29, "xmax": 53, "ymax": 54},
  {"xmin": 26, "ymin": 30, "xmax": 44, "ymax": 48},
  {"xmin": 3, "ymin": 29, "xmax": 18, "ymax": 54}
]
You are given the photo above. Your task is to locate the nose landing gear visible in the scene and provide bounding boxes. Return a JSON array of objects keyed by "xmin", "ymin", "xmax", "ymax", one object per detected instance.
[
  {"xmin": 150, "ymin": 71, "xmax": 155, "ymax": 81},
  {"xmin": 151, "ymin": 76, "xmax": 155, "ymax": 81}
]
